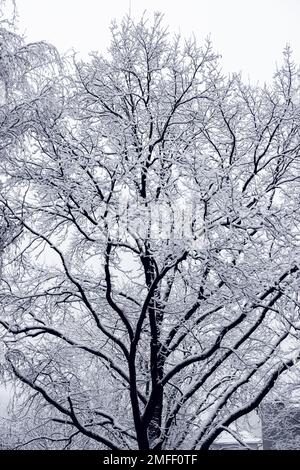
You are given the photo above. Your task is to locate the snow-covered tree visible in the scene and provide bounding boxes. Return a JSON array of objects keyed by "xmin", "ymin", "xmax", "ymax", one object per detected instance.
[{"xmin": 1, "ymin": 13, "xmax": 300, "ymax": 450}]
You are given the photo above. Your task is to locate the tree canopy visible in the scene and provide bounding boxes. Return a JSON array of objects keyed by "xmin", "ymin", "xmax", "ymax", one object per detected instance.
[{"xmin": 0, "ymin": 10, "xmax": 300, "ymax": 450}]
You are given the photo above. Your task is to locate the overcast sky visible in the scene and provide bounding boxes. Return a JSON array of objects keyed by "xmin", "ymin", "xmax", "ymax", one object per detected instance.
[{"xmin": 15, "ymin": 0, "xmax": 300, "ymax": 84}]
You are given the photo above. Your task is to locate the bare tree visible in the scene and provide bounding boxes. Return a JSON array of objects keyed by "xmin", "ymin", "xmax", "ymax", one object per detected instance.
[
  {"xmin": 1, "ymin": 14, "xmax": 300, "ymax": 450},
  {"xmin": 259, "ymin": 368, "xmax": 300, "ymax": 450}
]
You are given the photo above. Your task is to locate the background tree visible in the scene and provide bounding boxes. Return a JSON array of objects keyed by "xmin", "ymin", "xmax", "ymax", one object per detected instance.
[
  {"xmin": 259, "ymin": 367, "xmax": 300, "ymax": 450},
  {"xmin": 0, "ymin": 0, "xmax": 62, "ymax": 447},
  {"xmin": 1, "ymin": 13, "xmax": 300, "ymax": 450}
]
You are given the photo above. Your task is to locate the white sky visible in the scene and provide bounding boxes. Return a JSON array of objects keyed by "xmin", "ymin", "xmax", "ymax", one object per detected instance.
[{"xmin": 15, "ymin": 0, "xmax": 300, "ymax": 84}]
